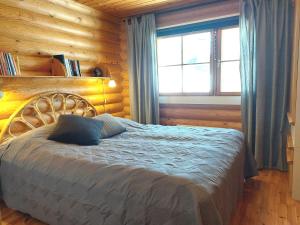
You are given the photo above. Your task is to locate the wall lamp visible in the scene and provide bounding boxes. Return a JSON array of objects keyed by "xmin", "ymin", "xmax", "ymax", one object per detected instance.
[
  {"xmin": 108, "ymin": 78, "xmax": 116, "ymax": 88},
  {"xmin": 93, "ymin": 65, "xmax": 117, "ymax": 89}
]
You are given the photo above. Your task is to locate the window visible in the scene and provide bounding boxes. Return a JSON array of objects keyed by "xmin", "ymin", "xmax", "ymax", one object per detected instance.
[
  {"xmin": 218, "ymin": 27, "xmax": 241, "ymax": 94},
  {"xmin": 157, "ymin": 21, "xmax": 240, "ymax": 96}
]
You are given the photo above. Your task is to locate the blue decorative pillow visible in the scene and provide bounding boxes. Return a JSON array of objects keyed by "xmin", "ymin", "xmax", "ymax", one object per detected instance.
[
  {"xmin": 48, "ymin": 115, "xmax": 104, "ymax": 146},
  {"xmin": 95, "ymin": 114, "xmax": 126, "ymax": 138}
]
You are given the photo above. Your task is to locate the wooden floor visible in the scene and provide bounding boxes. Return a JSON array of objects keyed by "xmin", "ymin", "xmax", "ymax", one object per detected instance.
[{"xmin": 0, "ymin": 170, "xmax": 299, "ymax": 225}]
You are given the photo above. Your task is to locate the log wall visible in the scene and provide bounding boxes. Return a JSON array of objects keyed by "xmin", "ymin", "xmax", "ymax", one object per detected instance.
[
  {"xmin": 160, "ymin": 104, "xmax": 242, "ymax": 130},
  {"xmin": 0, "ymin": 0, "xmax": 129, "ymax": 132},
  {"xmin": 120, "ymin": 22, "xmax": 131, "ymax": 119}
]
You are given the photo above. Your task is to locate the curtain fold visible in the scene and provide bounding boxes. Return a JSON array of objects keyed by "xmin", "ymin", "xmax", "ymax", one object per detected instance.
[
  {"xmin": 127, "ymin": 14, "xmax": 160, "ymax": 124},
  {"xmin": 240, "ymin": 0, "xmax": 293, "ymax": 170}
]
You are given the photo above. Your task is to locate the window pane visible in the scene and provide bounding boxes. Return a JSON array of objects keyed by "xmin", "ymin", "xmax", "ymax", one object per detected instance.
[
  {"xmin": 157, "ymin": 37, "xmax": 181, "ymax": 66},
  {"xmin": 183, "ymin": 32, "xmax": 211, "ymax": 64},
  {"xmin": 221, "ymin": 27, "xmax": 240, "ymax": 61},
  {"xmin": 220, "ymin": 61, "xmax": 241, "ymax": 92},
  {"xmin": 183, "ymin": 64, "xmax": 210, "ymax": 93},
  {"xmin": 158, "ymin": 66, "xmax": 182, "ymax": 93}
]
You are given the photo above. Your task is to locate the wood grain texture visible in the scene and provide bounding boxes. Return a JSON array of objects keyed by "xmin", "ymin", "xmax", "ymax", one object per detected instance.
[
  {"xmin": 0, "ymin": 0, "xmax": 122, "ymax": 74},
  {"xmin": 0, "ymin": 77, "xmax": 125, "ymax": 132},
  {"xmin": 74, "ymin": 0, "xmax": 221, "ymax": 17},
  {"xmin": 230, "ymin": 170, "xmax": 300, "ymax": 225},
  {"xmin": 156, "ymin": 0, "xmax": 239, "ymax": 28},
  {"xmin": 120, "ymin": 22, "xmax": 131, "ymax": 118},
  {"xmin": 0, "ymin": 0, "xmax": 129, "ymax": 130},
  {"xmin": 1, "ymin": 170, "xmax": 299, "ymax": 225},
  {"xmin": 160, "ymin": 104, "xmax": 242, "ymax": 130}
]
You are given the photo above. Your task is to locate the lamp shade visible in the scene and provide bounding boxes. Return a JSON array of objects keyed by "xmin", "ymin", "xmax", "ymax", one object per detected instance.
[{"xmin": 108, "ymin": 79, "xmax": 116, "ymax": 88}]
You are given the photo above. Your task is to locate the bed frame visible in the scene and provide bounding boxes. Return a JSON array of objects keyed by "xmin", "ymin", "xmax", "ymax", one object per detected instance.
[{"xmin": 0, "ymin": 92, "xmax": 97, "ymax": 143}]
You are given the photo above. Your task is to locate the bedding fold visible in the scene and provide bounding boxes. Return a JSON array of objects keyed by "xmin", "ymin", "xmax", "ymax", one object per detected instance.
[{"xmin": 0, "ymin": 118, "xmax": 257, "ymax": 225}]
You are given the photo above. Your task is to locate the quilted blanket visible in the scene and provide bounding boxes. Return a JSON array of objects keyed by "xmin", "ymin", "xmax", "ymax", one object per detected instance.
[{"xmin": 0, "ymin": 118, "xmax": 256, "ymax": 225}]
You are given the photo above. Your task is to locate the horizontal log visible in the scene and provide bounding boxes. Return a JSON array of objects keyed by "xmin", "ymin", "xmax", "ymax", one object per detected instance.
[
  {"xmin": 112, "ymin": 112, "xmax": 126, "ymax": 117},
  {"xmin": 160, "ymin": 104, "xmax": 241, "ymax": 110},
  {"xmin": 19, "ymin": 71, "xmax": 52, "ymax": 77},
  {"xmin": 123, "ymin": 97, "xmax": 130, "ymax": 106},
  {"xmin": 160, "ymin": 118, "xmax": 242, "ymax": 130},
  {"xmin": 1, "ymin": 77, "xmax": 123, "ymax": 102},
  {"xmin": 85, "ymin": 93, "xmax": 123, "ymax": 105},
  {"xmin": 95, "ymin": 103, "xmax": 123, "ymax": 115},
  {"xmin": 0, "ymin": 88, "xmax": 123, "ymax": 103},
  {"xmin": 160, "ymin": 107, "xmax": 241, "ymax": 122},
  {"xmin": 105, "ymin": 103, "xmax": 124, "ymax": 114},
  {"xmin": 0, "ymin": 96, "xmax": 124, "ymax": 120},
  {"xmin": 0, "ymin": 0, "xmax": 120, "ymax": 32},
  {"xmin": 156, "ymin": 1, "xmax": 239, "ymax": 28},
  {"xmin": 0, "ymin": 119, "xmax": 8, "ymax": 132},
  {"xmin": 124, "ymin": 115, "xmax": 131, "ymax": 119},
  {"xmin": 124, "ymin": 106, "xmax": 130, "ymax": 115},
  {"xmin": 0, "ymin": 36, "xmax": 120, "ymax": 63},
  {"xmin": 0, "ymin": 19, "xmax": 120, "ymax": 54},
  {"xmin": 18, "ymin": 55, "xmax": 52, "ymax": 72},
  {"xmin": 80, "ymin": 62, "xmax": 122, "ymax": 74},
  {"xmin": 122, "ymin": 89, "xmax": 130, "ymax": 96},
  {"xmin": 46, "ymin": 0, "xmax": 120, "ymax": 24},
  {"xmin": 0, "ymin": 4, "xmax": 120, "ymax": 43},
  {"xmin": 122, "ymin": 81, "xmax": 129, "ymax": 89}
]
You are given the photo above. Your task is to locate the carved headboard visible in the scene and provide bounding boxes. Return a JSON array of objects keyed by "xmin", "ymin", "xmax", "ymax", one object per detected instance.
[{"xmin": 0, "ymin": 92, "xmax": 97, "ymax": 143}]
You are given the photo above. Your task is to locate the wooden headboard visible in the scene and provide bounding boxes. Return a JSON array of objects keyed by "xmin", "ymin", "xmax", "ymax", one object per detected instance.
[{"xmin": 0, "ymin": 92, "xmax": 97, "ymax": 143}]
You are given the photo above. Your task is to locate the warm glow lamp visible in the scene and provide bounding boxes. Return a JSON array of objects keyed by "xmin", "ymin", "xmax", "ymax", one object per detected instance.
[{"xmin": 108, "ymin": 79, "xmax": 116, "ymax": 88}]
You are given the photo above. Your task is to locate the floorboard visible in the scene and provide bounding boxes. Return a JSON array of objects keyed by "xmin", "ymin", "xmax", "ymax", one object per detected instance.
[{"xmin": 0, "ymin": 170, "xmax": 299, "ymax": 225}]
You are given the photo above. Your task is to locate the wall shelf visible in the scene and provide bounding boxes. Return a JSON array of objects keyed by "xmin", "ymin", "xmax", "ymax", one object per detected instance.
[
  {"xmin": 0, "ymin": 76, "xmax": 111, "ymax": 79},
  {"xmin": 0, "ymin": 56, "xmax": 112, "ymax": 79}
]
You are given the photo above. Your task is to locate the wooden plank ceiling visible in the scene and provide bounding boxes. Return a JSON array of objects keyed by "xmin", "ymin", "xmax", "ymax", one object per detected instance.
[{"xmin": 75, "ymin": 0, "xmax": 223, "ymax": 17}]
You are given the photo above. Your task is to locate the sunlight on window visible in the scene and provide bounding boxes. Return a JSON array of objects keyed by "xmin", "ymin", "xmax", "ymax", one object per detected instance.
[
  {"xmin": 183, "ymin": 64, "xmax": 210, "ymax": 93},
  {"xmin": 220, "ymin": 61, "xmax": 241, "ymax": 92},
  {"xmin": 220, "ymin": 27, "xmax": 241, "ymax": 93},
  {"xmin": 183, "ymin": 32, "xmax": 211, "ymax": 64},
  {"xmin": 221, "ymin": 27, "xmax": 240, "ymax": 61},
  {"xmin": 158, "ymin": 66, "xmax": 182, "ymax": 93},
  {"xmin": 157, "ymin": 23, "xmax": 240, "ymax": 95},
  {"xmin": 157, "ymin": 37, "xmax": 181, "ymax": 66}
]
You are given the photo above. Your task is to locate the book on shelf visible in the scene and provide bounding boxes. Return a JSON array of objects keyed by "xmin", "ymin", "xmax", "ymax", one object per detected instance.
[
  {"xmin": 0, "ymin": 52, "xmax": 18, "ymax": 76},
  {"xmin": 53, "ymin": 55, "xmax": 81, "ymax": 77}
]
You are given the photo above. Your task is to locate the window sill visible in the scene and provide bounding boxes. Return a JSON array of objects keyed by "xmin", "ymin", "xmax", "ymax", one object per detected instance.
[{"xmin": 159, "ymin": 95, "xmax": 241, "ymax": 105}]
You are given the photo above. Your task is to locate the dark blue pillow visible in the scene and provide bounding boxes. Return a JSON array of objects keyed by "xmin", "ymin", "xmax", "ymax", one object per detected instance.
[{"xmin": 48, "ymin": 115, "xmax": 104, "ymax": 146}]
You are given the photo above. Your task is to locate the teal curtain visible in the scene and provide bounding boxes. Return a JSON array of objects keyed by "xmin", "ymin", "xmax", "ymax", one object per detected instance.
[
  {"xmin": 240, "ymin": 0, "xmax": 293, "ymax": 170},
  {"xmin": 127, "ymin": 14, "xmax": 159, "ymax": 124}
]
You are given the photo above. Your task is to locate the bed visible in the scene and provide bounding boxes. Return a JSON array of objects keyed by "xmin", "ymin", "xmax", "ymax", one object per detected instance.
[{"xmin": 0, "ymin": 92, "xmax": 257, "ymax": 225}]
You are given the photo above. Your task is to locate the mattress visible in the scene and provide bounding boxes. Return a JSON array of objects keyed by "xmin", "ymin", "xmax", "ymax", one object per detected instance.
[{"xmin": 0, "ymin": 118, "xmax": 257, "ymax": 225}]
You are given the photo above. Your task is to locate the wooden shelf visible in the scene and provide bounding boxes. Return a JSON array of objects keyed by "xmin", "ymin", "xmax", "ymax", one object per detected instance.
[
  {"xmin": 0, "ymin": 76, "xmax": 110, "ymax": 79},
  {"xmin": 0, "ymin": 55, "xmax": 112, "ymax": 79}
]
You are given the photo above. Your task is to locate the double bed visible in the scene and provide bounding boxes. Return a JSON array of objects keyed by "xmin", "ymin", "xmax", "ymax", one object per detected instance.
[{"xmin": 0, "ymin": 92, "xmax": 257, "ymax": 225}]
